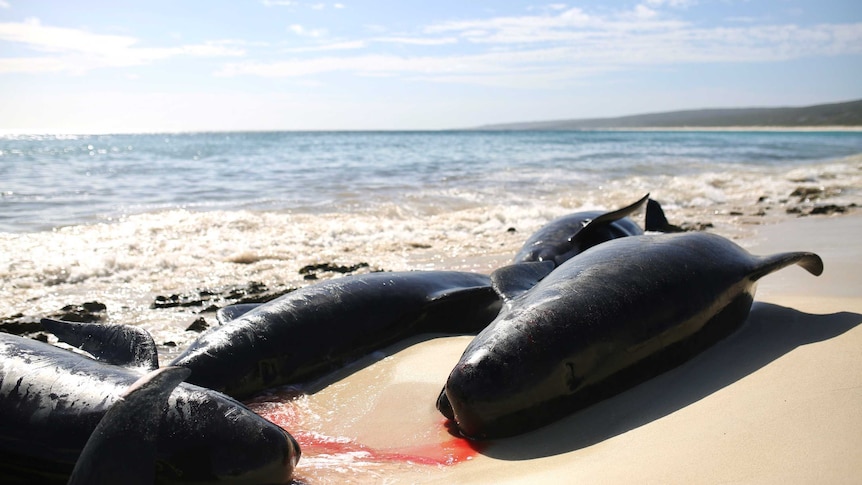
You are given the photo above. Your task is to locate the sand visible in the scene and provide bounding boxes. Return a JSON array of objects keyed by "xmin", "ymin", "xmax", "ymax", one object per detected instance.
[{"xmin": 256, "ymin": 213, "xmax": 862, "ymax": 484}]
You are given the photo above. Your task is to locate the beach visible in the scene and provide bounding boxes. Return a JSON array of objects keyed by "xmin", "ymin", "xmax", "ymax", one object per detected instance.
[
  {"xmin": 233, "ymin": 210, "xmax": 862, "ymax": 484},
  {"xmin": 1, "ymin": 131, "xmax": 860, "ymax": 483}
]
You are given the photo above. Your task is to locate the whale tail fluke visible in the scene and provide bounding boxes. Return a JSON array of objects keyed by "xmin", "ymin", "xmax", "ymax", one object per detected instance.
[
  {"xmin": 750, "ymin": 251, "xmax": 824, "ymax": 281},
  {"xmin": 41, "ymin": 319, "xmax": 159, "ymax": 371}
]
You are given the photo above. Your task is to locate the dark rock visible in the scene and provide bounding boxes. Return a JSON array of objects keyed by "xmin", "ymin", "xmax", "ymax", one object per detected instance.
[
  {"xmin": 729, "ymin": 211, "xmax": 743, "ymax": 216},
  {"xmin": 1, "ymin": 301, "xmax": 107, "ymax": 336},
  {"xmin": 56, "ymin": 302, "xmax": 108, "ymax": 323},
  {"xmin": 757, "ymin": 196, "xmax": 769, "ymax": 203},
  {"xmin": 186, "ymin": 317, "xmax": 209, "ymax": 332},
  {"xmin": 790, "ymin": 186, "xmax": 824, "ymax": 199},
  {"xmin": 676, "ymin": 221, "xmax": 714, "ymax": 232},
  {"xmin": 234, "ymin": 287, "xmax": 296, "ymax": 305},
  {"xmin": 507, "ymin": 227, "xmax": 517, "ymax": 233},
  {"xmin": 810, "ymin": 204, "xmax": 848, "ymax": 215},
  {"xmin": 163, "ymin": 341, "xmax": 177, "ymax": 347},
  {"xmin": 299, "ymin": 262, "xmax": 370, "ymax": 275},
  {"xmin": 0, "ymin": 315, "xmax": 42, "ymax": 335},
  {"xmin": 152, "ymin": 281, "xmax": 274, "ymax": 309}
]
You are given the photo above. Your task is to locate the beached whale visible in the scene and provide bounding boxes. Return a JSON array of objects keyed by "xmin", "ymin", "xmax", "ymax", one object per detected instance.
[
  {"xmin": 170, "ymin": 271, "xmax": 502, "ymax": 398},
  {"xmin": 513, "ymin": 194, "xmax": 680, "ymax": 266},
  {"xmin": 438, "ymin": 232, "xmax": 823, "ymax": 439},
  {"xmin": 0, "ymin": 332, "xmax": 300, "ymax": 484}
]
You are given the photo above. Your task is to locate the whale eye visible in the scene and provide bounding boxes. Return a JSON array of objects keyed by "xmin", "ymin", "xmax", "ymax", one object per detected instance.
[{"xmin": 565, "ymin": 362, "xmax": 582, "ymax": 392}]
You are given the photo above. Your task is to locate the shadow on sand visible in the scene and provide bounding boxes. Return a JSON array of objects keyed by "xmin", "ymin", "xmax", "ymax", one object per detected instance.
[{"xmin": 479, "ymin": 302, "xmax": 862, "ymax": 461}]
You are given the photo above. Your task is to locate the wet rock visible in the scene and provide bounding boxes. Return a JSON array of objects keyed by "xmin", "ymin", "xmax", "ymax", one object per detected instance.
[
  {"xmin": 676, "ymin": 221, "xmax": 714, "ymax": 232},
  {"xmin": 152, "ymin": 281, "xmax": 273, "ymax": 309},
  {"xmin": 233, "ymin": 287, "xmax": 296, "ymax": 305},
  {"xmin": 297, "ymin": 262, "xmax": 386, "ymax": 281},
  {"xmin": 1, "ymin": 301, "xmax": 108, "ymax": 336},
  {"xmin": 790, "ymin": 185, "xmax": 843, "ymax": 203},
  {"xmin": 299, "ymin": 262, "xmax": 370, "ymax": 275},
  {"xmin": 810, "ymin": 204, "xmax": 848, "ymax": 216},
  {"xmin": 0, "ymin": 314, "xmax": 41, "ymax": 335},
  {"xmin": 787, "ymin": 203, "xmax": 854, "ymax": 217},
  {"xmin": 186, "ymin": 317, "xmax": 209, "ymax": 332},
  {"xmin": 55, "ymin": 302, "xmax": 108, "ymax": 323}
]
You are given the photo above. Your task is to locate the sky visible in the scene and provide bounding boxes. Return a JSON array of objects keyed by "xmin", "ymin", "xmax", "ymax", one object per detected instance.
[{"xmin": 1, "ymin": 0, "xmax": 860, "ymax": 132}]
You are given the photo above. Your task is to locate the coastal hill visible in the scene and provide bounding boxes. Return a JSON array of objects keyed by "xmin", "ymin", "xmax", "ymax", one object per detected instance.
[{"xmin": 473, "ymin": 99, "xmax": 862, "ymax": 130}]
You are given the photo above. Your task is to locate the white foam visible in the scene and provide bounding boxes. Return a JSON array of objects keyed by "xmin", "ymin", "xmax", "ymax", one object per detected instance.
[{"xmin": 2, "ymin": 155, "xmax": 860, "ymax": 349}]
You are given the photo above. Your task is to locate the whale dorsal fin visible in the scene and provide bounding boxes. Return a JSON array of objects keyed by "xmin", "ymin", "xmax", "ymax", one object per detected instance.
[
  {"xmin": 491, "ymin": 261, "xmax": 556, "ymax": 302},
  {"xmin": 749, "ymin": 251, "xmax": 824, "ymax": 282},
  {"xmin": 216, "ymin": 303, "xmax": 263, "ymax": 324},
  {"xmin": 645, "ymin": 198, "xmax": 685, "ymax": 232},
  {"xmin": 68, "ymin": 366, "xmax": 191, "ymax": 485},
  {"xmin": 569, "ymin": 193, "xmax": 650, "ymax": 245},
  {"xmin": 41, "ymin": 319, "xmax": 159, "ymax": 371}
]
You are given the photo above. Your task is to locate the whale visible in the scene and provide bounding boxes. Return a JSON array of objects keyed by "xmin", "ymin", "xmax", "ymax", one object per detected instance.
[
  {"xmin": 438, "ymin": 232, "xmax": 823, "ymax": 439},
  {"xmin": 513, "ymin": 194, "xmax": 683, "ymax": 267},
  {"xmin": 0, "ymin": 332, "xmax": 300, "ymax": 484},
  {"xmin": 169, "ymin": 270, "xmax": 502, "ymax": 398},
  {"xmin": 68, "ymin": 367, "xmax": 191, "ymax": 485}
]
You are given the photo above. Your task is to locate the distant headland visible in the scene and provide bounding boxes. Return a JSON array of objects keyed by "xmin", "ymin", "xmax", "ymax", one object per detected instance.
[{"xmin": 471, "ymin": 99, "xmax": 862, "ymax": 130}]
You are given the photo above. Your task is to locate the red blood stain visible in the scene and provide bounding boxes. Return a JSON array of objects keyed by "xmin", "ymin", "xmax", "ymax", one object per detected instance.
[{"xmin": 248, "ymin": 402, "xmax": 482, "ymax": 467}]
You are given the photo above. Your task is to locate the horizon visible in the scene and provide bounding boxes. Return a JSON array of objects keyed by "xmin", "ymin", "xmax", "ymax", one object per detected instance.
[{"xmin": 2, "ymin": 1, "xmax": 861, "ymax": 133}]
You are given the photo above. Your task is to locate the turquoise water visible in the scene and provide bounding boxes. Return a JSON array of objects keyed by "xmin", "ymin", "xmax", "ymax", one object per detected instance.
[{"xmin": 3, "ymin": 130, "xmax": 861, "ymax": 232}]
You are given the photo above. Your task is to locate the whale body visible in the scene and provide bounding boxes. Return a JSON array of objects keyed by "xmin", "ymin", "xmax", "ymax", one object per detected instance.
[
  {"xmin": 0, "ymin": 333, "xmax": 300, "ymax": 484},
  {"xmin": 439, "ymin": 232, "xmax": 823, "ymax": 439},
  {"xmin": 171, "ymin": 270, "xmax": 502, "ymax": 398}
]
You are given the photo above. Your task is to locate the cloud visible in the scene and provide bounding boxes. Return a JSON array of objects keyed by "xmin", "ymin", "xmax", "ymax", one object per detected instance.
[
  {"xmin": 0, "ymin": 18, "xmax": 245, "ymax": 74},
  {"xmin": 289, "ymin": 24, "xmax": 328, "ymax": 37},
  {"xmin": 0, "ymin": 1, "xmax": 10, "ymax": 8},
  {"xmin": 216, "ymin": 5, "xmax": 862, "ymax": 89},
  {"xmin": 373, "ymin": 36, "xmax": 458, "ymax": 46},
  {"xmin": 283, "ymin": 40, "xmax": 366, "ymax": 52}
]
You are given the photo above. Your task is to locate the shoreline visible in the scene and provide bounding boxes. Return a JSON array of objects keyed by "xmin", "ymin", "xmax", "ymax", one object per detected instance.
[
  {"xmin": 1, "ymin": 206, "xmax": 859, "ymax": 482},
  {"xmin": 3, "ymin": 126, "xmax": 862, "ymax": 137}
]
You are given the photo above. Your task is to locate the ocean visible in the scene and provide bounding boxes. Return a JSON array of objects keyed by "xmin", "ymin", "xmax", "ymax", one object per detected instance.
[{"xmin": 2, "ymin": 130, "xmax": 861, "ymax": 351}]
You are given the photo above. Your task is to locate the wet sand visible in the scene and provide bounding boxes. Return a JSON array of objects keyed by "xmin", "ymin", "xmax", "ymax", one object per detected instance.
[{"xmin": 258, "ymin": 213, "xmax": 862, "ymax": 484}]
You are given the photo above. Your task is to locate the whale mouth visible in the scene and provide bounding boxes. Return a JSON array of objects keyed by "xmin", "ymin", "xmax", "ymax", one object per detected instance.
[
  {"xmin": 436, "ymin": 386, "xmax": 455, "ymax": 420},
  {"xmin": 285, "ymin": 429, "xmax": 302, "ymax": 469}
]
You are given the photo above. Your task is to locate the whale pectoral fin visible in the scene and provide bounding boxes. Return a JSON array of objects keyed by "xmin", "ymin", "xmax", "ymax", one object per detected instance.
[
  {"xmin": 645, "ymin": 198, "xmax": 685, "ymax": 233},
  {"xmin": 568, "ymin": 193, "xmax": 650, "ymax": 245},
  {"xmin": 41, "ymin": 319, "xmax": 159, "ymax": 371},
  {"xmin": 216, "ymin": 303, "xmax": 263, "ymax": 324},
  {"xmin": 491, "ymin": 261, "xmax": 556, "ymax": 302},
  {"xmin": 750, "ymin": 251, "xmax": 824, "ymax": 281},
  {"xmin": 425, "ymin": 285, "xmax": 502, "ymax": 333},
  {"xmin": 68, "ymin": 366, "xmax": 191, "ymax": 485}
]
